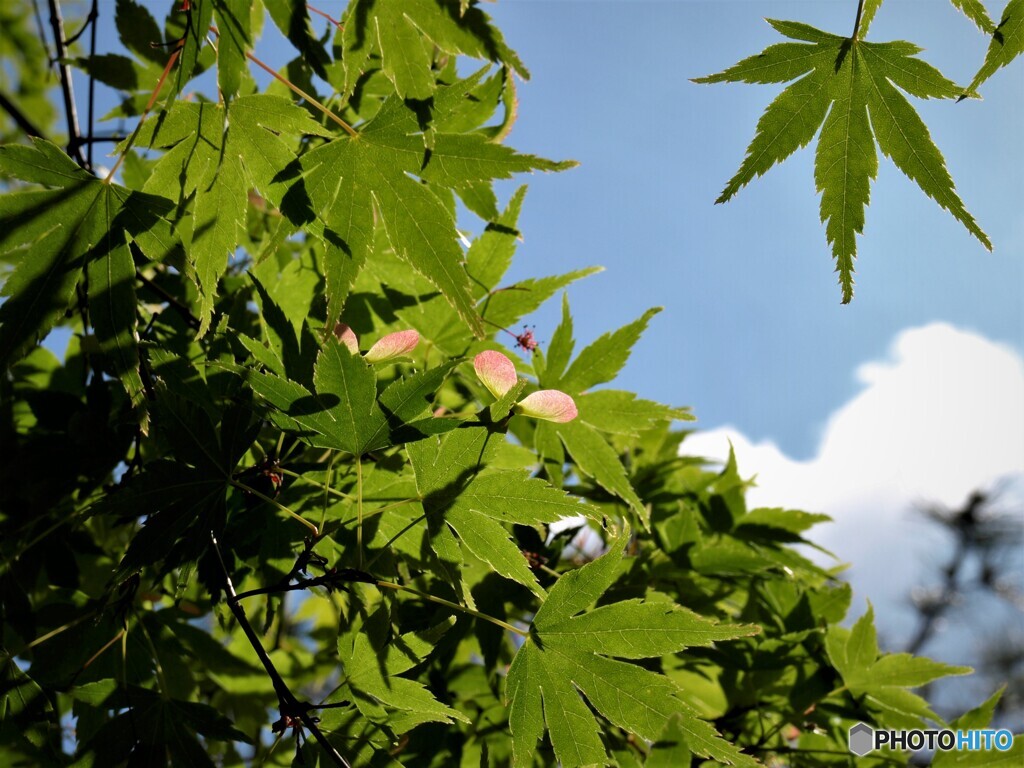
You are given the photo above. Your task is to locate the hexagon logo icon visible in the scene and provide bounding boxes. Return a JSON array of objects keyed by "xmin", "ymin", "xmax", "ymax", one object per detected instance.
[{"xmin": 849, "ymin": 722, "xmax": 874, "ymax": 756}]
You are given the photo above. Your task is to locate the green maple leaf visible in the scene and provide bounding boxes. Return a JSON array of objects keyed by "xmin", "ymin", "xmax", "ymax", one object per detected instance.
[
  {"xmin": 297, "ymin": 76, "xmax": 574, "ymax": 337},
  {"xmin": 0, "ymin": 138, "xmax": 179, "ymax": 408},
  {"xmin": 506, "ymin": 527, "xmax": 760, "ymax": 767},
  {"xmin": 337, "ymin": 612, "xmax": 469, "ymax": 731},
  {"xmin": 366, "ymin": 186, "xmax": 597, "ymax": 358},
  {"xmin": 338, "ymin": 0, "xmax": 528, "ymax": 101},
  {"xmin": 103, "ymin": 384, "xmax": 258, "ymax": 582},
  {"xmin": 826, "ymin": 604, "xmax": 971, "ymax": 729},
  {"xmin": 951, "ymin": 0, "xmax": 997, "ymax": 33},
  {"xmin": 129, "ymin": 95, "xmax": 333, "ymax": 334},
  {"xmin": 210, "ymin": 0, "xmax": 254, "ymax": 100},
  {"xmin": 536, "ymin": 306, "xmax": 677, "ymax": 527},
  {"xmin": 967, "ymin": 0, "xmax": 1024, "ymax": 93},
  {"xmin": 695, "ymin": 16, "xmax": 990, "ymax": 302},
  {"xmin": 576, "ymin": 390, "xmax": 693, "ymax": 436},
  {"xmin": 408, "ymin": 427, "xmax": 594, "ymax": 597},
  {"xmin": 247, "ymin": 336, "xmax": 388, "ymax": 456},
  {"xmin": 932, "ymin": 687, "xmax": 1024, "ymax": 767}
]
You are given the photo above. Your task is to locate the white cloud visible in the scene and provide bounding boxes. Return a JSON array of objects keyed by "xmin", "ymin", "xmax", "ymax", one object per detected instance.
[{"xmin": 683, "ymin": 323, "xmax": 1024, "ymax": 643}]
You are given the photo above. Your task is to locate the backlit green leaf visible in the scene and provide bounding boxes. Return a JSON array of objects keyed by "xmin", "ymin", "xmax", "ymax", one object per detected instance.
[
  {"xmin": 558, "ymin": 307, "xmax": 661, "ymax": 393},
  {"xmin": 557, "ymin": 419, "xmax": 647, "ymax": 524},
  {"xmin": 699, "ymin": 18, "xmax": 989, "ymax": 302},
  {"xmin": 507, "ymin": 530, "xmax": 760, "ymax": 768},
  {"xmin": 967, "ymin": 0, "xmax": 1024, "ymax": 92}
]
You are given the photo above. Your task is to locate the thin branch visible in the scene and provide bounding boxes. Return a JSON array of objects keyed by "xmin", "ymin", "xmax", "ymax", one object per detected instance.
[
  {"xmin": 30, "ymin": 0, "xmax": 51, "ymax": 70},
  {"xmin": 23, "ymin": 610, "xmax": 97, "ymax": 651},
  {"xmin": 376, "ymin": 580, "xmax": 529, "ymax": 637},
  {"xmin": 63, "ymin": 2, "xmax": 97, "ymax": 46},
  {"xmin": 307, "ymin": 5, "xmax": 342, "ymax": 27},
  {"xmin": 71, "ymin": 629, "xmax": 126, "ymax": 684},
  {"xmin": 234, "ymin": 568, "xmax": 375, "ymax": 602},
  {"xmin": 105, "ymin": 45, "xmax": 182, "ymax": 183},
  {"xmin": 229, "ymin": 478, "xmax": 319, "ymax": 535},
  {"xmin": 46, "ymin": 0, "xmax": 87, "ymax": 167},
  {"xmin": 209, "ymin": 533, "xmax": 352, "ymax": 768},
  {"xmin": 0, "ymin": 91, "xmax": 46, "ymax": 139},
  {"xmin": 244, "ymin": 49, "xmax": 358, "ymax": 138},
  {"xmin": 86, "ymin": 0, "xmax": 98, "ymax": 168},
  {"xmin": 78, "ymin": 135, "xmax": 128, "ymax": 144}
]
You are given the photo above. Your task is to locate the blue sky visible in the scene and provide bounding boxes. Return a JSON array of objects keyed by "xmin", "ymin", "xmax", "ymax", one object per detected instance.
[{"xmin": 481, "ymin": 0, "xmax": 1023, "ymax": 459}]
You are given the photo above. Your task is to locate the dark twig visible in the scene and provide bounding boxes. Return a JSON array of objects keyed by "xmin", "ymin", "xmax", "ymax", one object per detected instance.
[
  {"xmin": 0, "ymin": 91, "xmax": 46, "ymax": 139},
  {"xmin": 63, "ymin": 2, "xmax": 97, "ymax": 46},
  {"xmin": 905, "ymin": 490, "xmax": 1021, "ymax": 655},
  {"xmin": 45, "ymin": 0, "xmax": 91, "ymax": 353},
  {"xmin": 30, "ymin": 0, "xmax": 50, "ymax": 61},
  {"xmin": 86, "ymin": 0, "xmax": 98, "ymax": 168},
  {"xmin": 234, "ymin": 536, "xmax": 375, "ymax": 601},
  {"xmin": 78, "ymin": 135, "xmax": 128, "ymax": 144},
  {"xmin": 209, "ymin": 533, "xmax": 352, "ymax": 768},
  {"xmin": 235, "ymin": 568, "xmax": 376, "ymax": 602},
  {"xmin": 46, "ymin": 0, "xmax": 87, "ymax": 167}
]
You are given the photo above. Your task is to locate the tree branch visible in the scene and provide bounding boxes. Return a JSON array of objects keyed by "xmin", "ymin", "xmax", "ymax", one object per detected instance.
[
  {"xmin": 234, "ymin": 568, "xmax": 375, "ymax": 601},
  {"xmin": 209, "ymin": 533, "xmax": 352, "ymax": 768},
  {"xmin": 86, "ymin": 0, "xmax": 99, "ymax": 168},
  {"xmin": 46, "ymin": 0, "xmax": 87, "ymax": 167},
  {"xmin": 0, "ymin": 91, "xmax": 46, "ymax": 139}
]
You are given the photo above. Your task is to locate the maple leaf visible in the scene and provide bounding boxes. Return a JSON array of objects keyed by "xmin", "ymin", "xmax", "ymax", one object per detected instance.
[
  {"xmin": 932, "ymin": 687, "xmax": 1024, "ymax": 767},
  {"xmin": 0, "ymin": 138, "xmax": 180, "ymax": 408},
  {"xmin": 951, "ymin": 0, "xmax": 997, "ymax": 33},
  {"xmin": 247, "ymin": 335, "xmax": 388, "ymax": 457},
  {"xmin": 338, "ymin": 0, "xmax": 528, "ymax": 101},
  {"xmin": 826, "ymin": 604, "xmax": 971, "ymax": 729},
  {"xmin": 407, "ymin": 426, "xmax": 594, "ymax": 597},
  {"xmin": 336, "ymin": 612, "xmax": 469, "ymax": 732},
  {"xmin": 103, "ymin": 383, "xmax": 259, "ymax": 582},
  {"xmin": 695, "ymin": 17, "xmax": 991, "ymax": 303},
  {"xmin": 295, "ymin": 73, "xmax": 574, "ymax": 337},
  {"xmin": 128, "ymin": 95, "xmax": 333, "ymax": 334},
  {"xmin": 966, "ymin": 0, "xmax": 1024, "ymax": 93},
  {"xmin": 506, "ymin": 527, "xmax": 760, "ymax": 767},
  {"xmin": 537, "ymin": 305, "xmax": 680, "ymax": 528}
]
